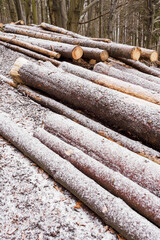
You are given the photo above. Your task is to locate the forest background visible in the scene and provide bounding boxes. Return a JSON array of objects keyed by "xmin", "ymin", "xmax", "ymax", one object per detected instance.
[{"xmin": 0, "ymin": 0, "xmax": 160, "ymax": 53}]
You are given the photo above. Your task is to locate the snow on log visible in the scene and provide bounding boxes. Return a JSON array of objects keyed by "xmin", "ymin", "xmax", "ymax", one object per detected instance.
[
  {"xmin": 118, "ymin": 58, "xmax": 160, "ymax": 77},
  {"xmin": 10, "ymin": 57, "xmax": 160, "ymax": 151},
  {"xmin": 0, "ymin": 41, "xmax": 60, "ymax": 66},
  {"xmin": 44, "ymin": 113, "xmax": 160, "ymax": 197},
  {"xmin": 0, "ymin": 33, "xmax": 61, "ymax": 59},
  {"xmin": 59, "ymin": 61, "xmax": 160, "ymax": 104},
  {"xmin": 17, "ymin": 84, "xmax": 160, "ymax": 165},
  {"xmin": 93, "ymin": 62, "xmax": 160, "ymax": 93},
  {"xmin": 4, "ymin": 25, "xmax": 141, "ymax": 60},
  {"xmin": 34, "ymin": 127, "xmax": 160, "ymax": 227},
  {"xmin": 140, "ymin": 48, "xmax": 158, "ymax": 62},
  {"xmin": 1, "ymin": 112, "xmax": 160, "ymax": 240}
]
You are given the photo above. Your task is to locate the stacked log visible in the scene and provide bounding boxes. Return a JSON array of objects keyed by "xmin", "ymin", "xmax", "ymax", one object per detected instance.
[{"xmin": 0, "ymin": 112, "xmax": 160, "ymax": 240}]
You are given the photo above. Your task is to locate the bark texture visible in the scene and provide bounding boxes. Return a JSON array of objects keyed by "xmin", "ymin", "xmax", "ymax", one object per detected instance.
[
  {"xmin": 82, "ymin": 47, "xmax": 108, "ymax": 61},
  {"xmin": 59, "ymin": 61, "xmax": 160, "ymax": 105},
  {"xmin": 44, "ymin": 113, "xmax": 160, "ymax": 197},
  {"xmin": 34, "ymin": 127, "xmax": 160, "ymax": 227},
  {"xmin": 140, "ymin": 48, "xmax": 158, "ymax": 62},
  {"xmin": 10, "ymin": 58, "xmax": 160, "ymax": 151},
  {"xmin": 4, "ymin": 25, "xmax": 141, "ymax": 60},
  {"xmin": 1, "ymin": 112, "xmax": 160, "ymax": 240},
  {"xmin": 17, "ymin": 84, "xmax": 160, "ymax": 165},
  {"xmin": 94, "ymin": 62, "xmax": 160, "ymax": 93}
]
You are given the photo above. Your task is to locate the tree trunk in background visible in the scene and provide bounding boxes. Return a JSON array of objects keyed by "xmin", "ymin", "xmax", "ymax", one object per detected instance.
[
  {"xmin": 25, "ymin": 0, "xmax": 32, "ymax": 24},
  {"xmin": 32, "ymin": 0, "xmax": 38, "ymax": 24},
  {"xmin": 13, "ymin": 0, "xmax": 23, "ymax": 20},
  {"xmin": 107, "ymin": 0, "xmax": 118, "ymax": 39},
  {"xmin": 7, "ymin": 0, "xmax": 18, "ymax": 22}
]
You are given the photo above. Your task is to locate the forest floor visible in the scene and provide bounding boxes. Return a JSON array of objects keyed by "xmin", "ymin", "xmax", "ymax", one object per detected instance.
[{"xmin": 0, "ymin": 46, "xmax": 120, "ymax": 240}]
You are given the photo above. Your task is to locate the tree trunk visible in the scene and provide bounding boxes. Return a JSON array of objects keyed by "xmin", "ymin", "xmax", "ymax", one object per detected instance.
[
  {"xmin": 4, "ymin": 25, "xmax": 141, "ymax": 60},
  {"xmin": 7, "ymin": 0, "xmax": 18, "ymax": 22},
  {"xmin": 34, "ymin": 127, "xmax": 160, "ymax": 227},
  {"xmin": 94, "ymin": 62, "xmax": 160, "ymax": 93},
  {"xmin": 59, "ymin": 61, "xmax": 160, "ymax": 105},
  {"xmin": 0, "ymin": 112, "xmax": 159, "ymax": 240},
  {"xmin": 0, "ymin": 41, "xmax": 60, "ymax": 66},
  {"xmin": 10, "ymin": 58, "xmax": 160, "ymax": 150},
  {"xmin": 16, "ymin": 84, "xmax": 160, "ymax": 165},
  {"xmin": 0, "ymin": 34, "xmax": 61, "ymax": 58}
]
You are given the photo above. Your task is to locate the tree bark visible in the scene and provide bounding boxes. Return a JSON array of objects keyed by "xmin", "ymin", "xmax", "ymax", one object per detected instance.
[
  {"xmin": 10, "ymin": 58, "xmax": 160, "ymax": 151},
  {"xmin": 0, "ymin": 41, "xmax": 60, "ymax": 66},
  {"xmin": 118, "ymin": 58, "xmax": 160, "ymax": 77},
  {"xmin": 4, "ymin": 25, "xmax": 141, "ymax": 60},
  {"xmin": 0, "ymin": 34, "xmax": 61, "ymax": 58},
  {"xmin": 16, "ymin": 84, "xmax": 160, "ymax": 165},
  {"xmin": 0, "ymin": 112, "xmax": 159, "ymax": 240},
  {"xmin": 82, "ymin": 47, "xmax": 108, "ymax": 61},
  {"xmin": 34, "ymin": 127, "xmax": 160, "ymax": 227},
  {"xmin": 59, "ymin": 62, "xmax": 160, "ymax": 105},
  {"xmin": 94, "ymin": 62, "xmax": 160, "ymax": 93},
  {"xmin": 140, "ymin": 48, "xmax": 158, "ymax": 62}
]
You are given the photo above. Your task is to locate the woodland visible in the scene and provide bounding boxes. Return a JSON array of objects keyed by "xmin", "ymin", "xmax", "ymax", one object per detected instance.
[{"xmin": 0, "ymin": 0, "xmax": 160, "ymax": 52}]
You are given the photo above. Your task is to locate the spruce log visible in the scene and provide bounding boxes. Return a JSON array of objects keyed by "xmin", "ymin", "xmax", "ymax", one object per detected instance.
[
  {"xmin": 82, "ymin": 47, "xmax": 108, "ymax": 61},
  {"xmin": 34, "ymin": 127, "xmax": 160, "ymax": 227},
  {"xmin": 1, "ymin": 113, "xmax": 160, "ymax": 240},
  {"xmin": 94, "ymin": 62, "xmax": 160, "ymax": 93},
  {"xmin": 10, "ymin": 57, "xmax": 160, "ymax": 150},
  {"xmin": 118, "ymin": 58, "xmax": 160, "ymax": 77},
  {"xmin": 108, "ymin": 60, "xmax": 160, "ymax": 85},
  {"xmin": 59, "ymin": 61, "xmax": 160, "ymax": 104},
  {"xmin": 4, "ymin": 25, "xmax": 141, "ymax": 60},
  {"xmin": 0, "ymin": 41, "xmax": 60, "ymax": 66},
  {"xmin": 0, "ymin": 33, "xmax": 61, "ymax": 58},
  {"xmin": 90, "ymin": 37, "xmax": 111, "ymax": 43},
  {"xmin": 17, "ymin": 84, "xmax": 160, "ymax": 165},
  {"xmin": 44, "ymin": 113, "xmax": 160, "ymax": 197},
  {"xmin": 140, "ymin": 48, "xmax": 158, "ymax": 62}
]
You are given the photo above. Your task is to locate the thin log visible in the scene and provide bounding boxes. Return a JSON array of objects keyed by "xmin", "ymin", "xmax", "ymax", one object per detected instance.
[
  {"xmin": 34, "ymin": 127, "xmax": 160, "ymax": 227},
  {"xmin": 0, "ymin": 33, "xmax": 61, "ymax": 58},
  {"xmin": 59, "ymin": 61, "xmax": 160, "ymax": 104},
  {"xmin": 0, "ymin": 41, "xmax": 60, "ymax": 66},
  {"xmin": 90, "ymin": 37, "xmax": 111, "ymax": 43},
  {"xmin": 118, "ymin": 58, "xmax": 160, "ymax": 77},
  {"xmin": 93, "ymin": 62, "xmax": 160, "ymax": 93},
  {"xmin": 140, "ymin": 48, "xmax": 158, "ymax": 62},
  {"xmin": 0, "ymin": 74, "xmax": 17, "ymax": 88},
  {"xmin": 4, "ymin": 25, "xmax": 141, "ymax": 60},
  {"xmin": 16, "ymin": 84, "xmax": 160, "ymax": 165},
  {"xmin": 108, "ymin": 59, "xmax": 160, "ymax": 85},
  {"xmin": 44, "ymin": 113, "xmax": 160, "ymax": 197},
  {"xmin": 0, "ymin": 112, "xmax": 159, "ymax": 240},
  {"xmin": 10, "ymin": 57, "xmax": 160, "ymax": 150}
]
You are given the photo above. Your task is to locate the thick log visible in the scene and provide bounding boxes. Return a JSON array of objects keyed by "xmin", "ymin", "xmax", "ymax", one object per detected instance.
[
  {"xmin": 140, "ymin": 47, "xmax": 158, "ymax": 62},
  {"xmin": 82, "ymin": 47, "xmax": 108, "ymax": 62},
  {"xmin": 4, "ymin": 25, "xmax": 141, "ymax": 60},
  {"xmin": 94, "ymin": 62, "xmax": 160, "ymax": 93},
  {"xmin": 17, "ymin": 84, "xmax": 160, "ymax": 165},
  {"xmin": 44, "ymin": 113, "xmax": 160, "ymax": 197},
  {"xmin": 0, "ymin": 33, "xmax": 61, "ymax": 59},
  {"xmin": 1, "ymin": 113, "xmax": 159, "ymax": 240},
  {"xmin": 10, "ymin": 57, "xmax": 160, "ymax": 150},
  {"xmin": 59, "ymin": 61, "xmax": 160, "ymax": 104},
  {"xmin": 118, "ymin": 58, "xmax": 160, "ymax": 77},
  {"xmin": 108, "ymin": 59, "xmax": 160, "ymax": 85},
  {"xmin": 34, "ymin": 127, "xmax": 160, "ymax": 227},
  {"xmin": 0, "ymin": 41, "xmax": 60, "ymax": 66}
]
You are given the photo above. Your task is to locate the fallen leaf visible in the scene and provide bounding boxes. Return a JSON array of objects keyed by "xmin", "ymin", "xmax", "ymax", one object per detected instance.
[{"xmin": 74, "ymin": 202, "xmax": 83, "ymax": 209}]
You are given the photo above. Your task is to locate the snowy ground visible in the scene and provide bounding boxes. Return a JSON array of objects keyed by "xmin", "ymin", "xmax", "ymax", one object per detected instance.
[{"xmin": 0, "ymin": 46, "xmax": 120, "ymax": 240}]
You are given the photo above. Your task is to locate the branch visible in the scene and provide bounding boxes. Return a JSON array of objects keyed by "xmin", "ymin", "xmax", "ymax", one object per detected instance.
[{"xmin": 81, "ymin": 0, "xmax": 100, "ymax": 15}]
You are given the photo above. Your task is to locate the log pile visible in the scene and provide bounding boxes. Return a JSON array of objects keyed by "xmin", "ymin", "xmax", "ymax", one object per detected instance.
[{"xmin": 1, "ymin": 22, "xmax": 160, "ymax": 240}]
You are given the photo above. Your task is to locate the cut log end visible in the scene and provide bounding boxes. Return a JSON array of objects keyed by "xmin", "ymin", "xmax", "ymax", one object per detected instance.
[
  {"xmin": 10, "ymin": 57, "xmax": 28, "ymax": 83},
  {"xmin": 100, "ymin": 51, "xmax": 109, "ymax": 61},
  {"xmin": 72, "ymin": 46, "xmax": 83, "ymax": 60},
  {"xmin": 150, "ymin": 51, "xmax": 158, "ymax": 62},
  {"xmin": 131, "ymin": 47, "xmax": 141, "ymax": 61}
]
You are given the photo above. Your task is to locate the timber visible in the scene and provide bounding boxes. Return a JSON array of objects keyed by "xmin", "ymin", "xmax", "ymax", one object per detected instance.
[
  {"xmin": 94, "ymin": 62, "xmax": 160, "ymax": 93},
  {"xmin": 59, "ymin": 61, "xmax": 160, "ymax": 104},
  {"xmin": 1, "ymin": 113, "xmax": 159, "ymax": 240},
  {"xmin": 10, "ymin": 57, "xmax": 160, "ymax": 150},
  {"xmin": 90, "ymin": 37, "xmax": 111, "ymax": 43},
  {"xmin": 4, "ymin": 25, "xmax": 141, "ymax": 60},
  {"xmin": 0, "ymin": 41, "xmax": 60, "ymax": 66},
  {"xmin": 82, "ymin": 47, "xmax": 109, "ymax": 61},
  {"xmin": 34, "ymin": 127, "xmax": 160, "ymax": 227},
  {"xmin": 44, "ymin": 113, "xmax": 160, "ymax": 197},
  {"xmin": 140, "ymin": 47, "xmax": 158, "ymax": 62},
  {"xmin": 0, "ymin": 33, "xmax": 61, "ymax": 58},
  {"xmin": 118, "ymin": 58, "xmax": 160, "ymax": 77},
  {"xmin": 17, "ymin": 84, "xmax": 160, "ymax": 165}
]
